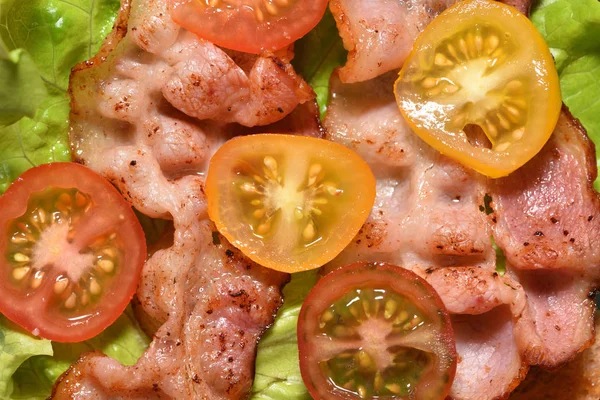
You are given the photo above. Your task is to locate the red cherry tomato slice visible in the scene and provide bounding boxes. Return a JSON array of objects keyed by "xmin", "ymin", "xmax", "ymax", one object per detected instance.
[
  {"xmin": 171, "ymin": 0, "xmax": 328, "ymax": 53},
  {"xmin": 298, "ymin": 262, "xmax": 457, "ymax": 399},
  {"xmin": 0, "ymin": 163, "xmax": 146, "ymax": 342}
]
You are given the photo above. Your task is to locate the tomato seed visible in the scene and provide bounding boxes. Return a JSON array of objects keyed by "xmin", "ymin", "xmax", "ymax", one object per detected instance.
[
  {"xmin": 97, "ymin": 259, "xmax": 115, "ymax": 274},
  {"xmin": 302, "ymin": 222, "xmax": 315, "ymax": 241},
  {"xmin": 264, "ymin": 2, "xmax": 278, "ymax": 16},
  {"xmin": 374, "ymin": 371, "xmax": 383, "ymax": 392},
  {"xmin": 80, "ymin": 291, "xmax": 90, "ymax": 306},
  {"xmin": 357, "ymin": 350, "xmax": 373, "ymax": 370},
  {"xmin": 75, "ymin": 191, "xmax": 87, "ymax": 208},
  {"xmin": 253, "ymin": 209, "xmax": 266, "ymax": 219},
  {"xmin": 357, "ymin": 385, "xmax": 367, "ymax": 398},
  {"xmin": 12, "ymin": 266, "xmax": 30, "ymax": 281},
  {"xmin": 64, "ymin": 293, "xmax": 77, "ymax": 309},
  {"xmin": 386, "ymin": 383, "xmax": 401, "ymax": 394},
  {"xmin": 512, "ymin": 127, "xmax": 525, "ymax": 140},
  {"xmin": 263, "ymin": 156, "xmax": 278, "ymax": 177},
  {"xmin": 434, "ymin": 53, "xmax": 453, "ymax": 67},
  {"xmin": 11, "ymin": 235, "xmax": 28, "ymax": 244},
  {"xmin": 90, "ymin": 278, "xmax": 102, "ymax": 295},
  {"xmin": 38, "ymin": 209, "xmax": 47, "ymax": 224},
  {"xmin": 486, "ymin": 35, "xmax": 499, "ymax": 53},
  {"xmin": 348, "ymin": 304, "xmax": 360, "ymax": 319},
  {"xmin": 54, "ymin": 278, "xmax": 69, "ymax": 295},
  {"xmin": 101, "ymin": 248, "xmax": 117, "ymax": 258},
  {"xmin": 384, "ymin": 299, "xmax": 398, "ymax": 319},
  {"xmin": 395, "ymin": 310, "xmax": 409, "ymax": 325},
  {"xmin": 58, "ymin": 193, "xmax": 72, "ymax": 207},
  {"xmin": 30, "ymin": 271, "xmax": 44, "ymax": 289},
  {"xmin": 495, "ymin": 142, "xmax": 511, "ymax": 152},
  {"xmin": 13, "ymin": 253, "xmax": 30, "ymax": 263},
  {"xmin": 498, "ymin": 113, "xmax": 511, "ymax": 130}
]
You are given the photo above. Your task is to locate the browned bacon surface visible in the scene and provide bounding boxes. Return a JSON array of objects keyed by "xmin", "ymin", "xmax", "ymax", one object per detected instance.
[
  {"xmin": 323, "ymin": 68, "xmax": 600, "ymax": 398},
  {"xmin": 330, "ymin": 0, "xmax": 535, "ymax": 83},
  {"xmin": 53, "ymin": 0, "xmax": 319, "ymax": 397}
]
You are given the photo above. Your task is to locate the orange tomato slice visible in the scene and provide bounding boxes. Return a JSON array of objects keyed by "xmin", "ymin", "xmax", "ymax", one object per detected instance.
[
  {"xmin": 205, "ymin": 134, "xmax": 376, "ymax": 273},
  {"xmin": 394, "ymin": 0, "xmax": 561, "ymax": 178}
]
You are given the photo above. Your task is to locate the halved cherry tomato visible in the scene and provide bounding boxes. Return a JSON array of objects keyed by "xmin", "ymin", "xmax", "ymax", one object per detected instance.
[
  {"xmin": 205, "ymin": 134, "xmax": 376, "ymax": 273},
  {"xmin": 0, "ymin": 163, "xmax": 146, "ymax": 342},
  {"xmin": 298, "ymin": 262, "xmax": 456, "ymax": 400},
  {"xmin": 394, "ymin": 0, "xmax": 561, "ymax": 178},
  {"xmin": 171, "ymin": 0, "xmax": 328, "ymax": 54}
]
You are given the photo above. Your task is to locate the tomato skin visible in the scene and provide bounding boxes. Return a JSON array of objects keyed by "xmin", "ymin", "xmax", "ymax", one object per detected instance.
[
  {"xmin": 171, "ymin": 0, "xmax": 328, "ymax": 53},
  {"xmin": 394, "ymin": 0, "xmax": 561, "ymax": 178},
  {"xmin": 206, "ymin": 134, "xmax": 376, "ymax": 273},
  {"xmin": 0, "ymin": 163, "xmax": 146, "ymax": 342},
  {"xmin": 298, "ymin": 262, "xmax": 456, "ymax": 400}
]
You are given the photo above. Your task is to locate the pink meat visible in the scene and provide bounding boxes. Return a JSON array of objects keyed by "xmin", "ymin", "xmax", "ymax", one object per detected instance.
[{"xmin": 53, "ymin": 0, "xmax": 319, "ymax": 398}]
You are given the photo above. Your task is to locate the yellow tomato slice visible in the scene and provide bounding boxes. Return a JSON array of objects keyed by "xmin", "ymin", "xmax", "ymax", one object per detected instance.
[
  {"xmin": 206, "ymin": 134, "xmax": 376, "ymax": 273},
  {"xmin": 394, "ymin": 0, "xmax": 561, "ymax": 178}
]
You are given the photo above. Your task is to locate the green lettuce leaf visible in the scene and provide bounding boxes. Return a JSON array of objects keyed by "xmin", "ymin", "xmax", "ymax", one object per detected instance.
[
  {"xmin": 0, "ymin": 0, "xmax": 121, "ymax": 194},
  {"xmin": 531, "ymin": 0, "xmax": 600, "ymax": 189},
  {"xmin": 5, "ymin": 308, "xmax": 149, "ymax": 400},
  {"xmin": 0, "ymin": 48, "xmax": 48, "ymax": 126},
  {"xmin": 251, "ymin": 271, "xmax": 317, "ymax": 400},
  {"xmin": 0, "ymin": 92, "xmax": 71, "ymax": 193},
  {"xmin": 0, "ymin": 316, "xmax": 53, "ymax": 399},
  {"xmin": 292, "ymin": 9, "xmax": 347, "ymax": 118},
  {"xmin": 0, "ymin": 0, "xmax": 121, "ymax": 93},
  {"xmin": 0, "ymin": 0, "xmax": 47, "ymax": 125}
]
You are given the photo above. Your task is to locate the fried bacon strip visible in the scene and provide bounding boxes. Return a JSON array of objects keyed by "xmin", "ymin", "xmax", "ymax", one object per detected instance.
[
  {"xmin": 323, "ymin": 69, "xmax": 600, "ymax": 399},
  {"xmin": 53, "ymin": 0, "xmax": 318, "ymax": 398},
  {"xmin": 491, "ymin": 110, "xmax": 600, "ymax": 368}
]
